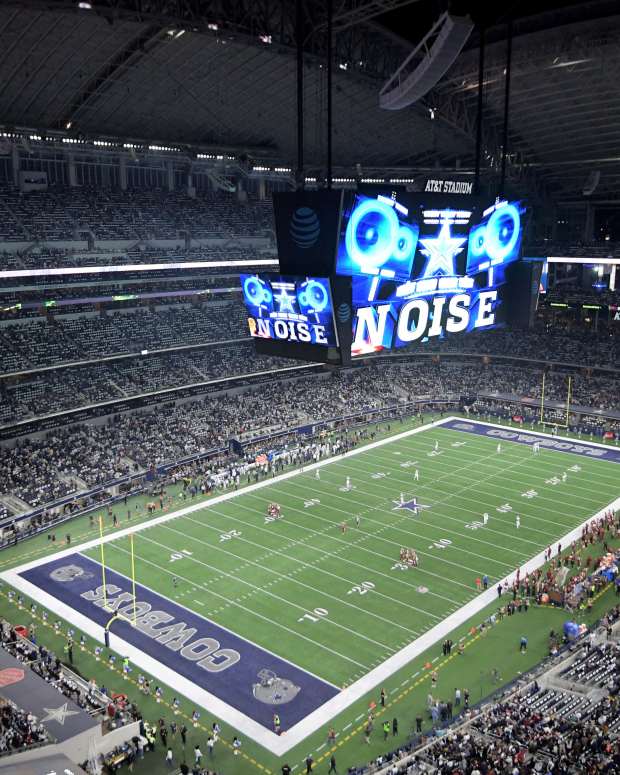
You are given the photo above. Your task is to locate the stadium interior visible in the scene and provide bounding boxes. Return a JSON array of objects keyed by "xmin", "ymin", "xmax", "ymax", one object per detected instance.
[{"xmin": 0, "ymin": 1, "xmax": 619, "ymax": 774}]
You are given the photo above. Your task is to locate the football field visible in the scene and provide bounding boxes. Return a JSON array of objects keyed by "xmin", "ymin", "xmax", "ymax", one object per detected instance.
[{"xmin": 6, "ymin": 417, "xmax": 620, "ymax": 755}]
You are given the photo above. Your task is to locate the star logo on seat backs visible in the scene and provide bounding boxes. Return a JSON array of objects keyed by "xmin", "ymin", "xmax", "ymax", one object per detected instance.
[
  {"xmin": 392, "ymin": 497, "xmax": 431, "ymax": 514},
  {"xmin": 419, "ymin": 220, "xmax": 467, "ymax": 277}
]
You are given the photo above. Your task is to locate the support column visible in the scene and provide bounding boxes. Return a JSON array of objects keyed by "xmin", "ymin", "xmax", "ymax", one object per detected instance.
[
  {"xmin": 473, "ymin": 27, "xmax": 485, "ymax": 195},
  {"xmin": 186, "ymin": 172, "xmax": 196, "ymax": 198},
  {"xmin": 583, "ymin": 203, "xmax": 595, "ymax": 242},
  {"xmin": 68, "ymin": 154, "xmax": 77, "ymax": 187},
  {"xmin": 499, "ymin": 20, "xmax": 512, "ymax": 197},
  {"xmin": 326, "ymin": 0, "xmax": 333, "ymax": 189},
  {"xmin": 296, "ymin": 0, "xmax": 304, "ymax": 189},
  {"xmin": 236, "ymin": 176, "xmax": 245, "ymax": 202},
  {"xmin": 11, "ymin": 143, "xmax": 19, "ymax": 186},
  {"xmin": 167, "ymin": 161, "xmax": 174, "ymax": 192},
  {"xmin": 119, "ymin": 156, "xmax": 127, "ymax": 191}
]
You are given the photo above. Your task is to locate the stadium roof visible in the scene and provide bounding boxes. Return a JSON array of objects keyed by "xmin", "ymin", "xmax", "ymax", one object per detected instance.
[{"xmin": 0, "ymin": 1, "xmax": 619, "ymax": 199}]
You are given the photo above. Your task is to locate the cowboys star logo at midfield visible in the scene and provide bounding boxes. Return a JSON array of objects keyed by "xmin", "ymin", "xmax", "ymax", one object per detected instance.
[{"xmin": 392, "ymin": 497, "xmax": 431, "ymax": 514}]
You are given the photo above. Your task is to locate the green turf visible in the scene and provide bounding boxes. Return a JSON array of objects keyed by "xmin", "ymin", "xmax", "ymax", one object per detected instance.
[
  {"xmin": 2, "ymin": 417, "xmax": 619, "ymax": 775},
  {"xmin": 2, "ymin": 567, "xmax": 618, "ymax": 775},
  {"xmin": 81, "ymin": 423, "xmax": 619, "ymax": 687}
]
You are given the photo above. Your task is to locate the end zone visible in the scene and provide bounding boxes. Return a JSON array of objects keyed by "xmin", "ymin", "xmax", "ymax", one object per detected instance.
[{"xmin": 2, "ymin": 416, "xmax": 619, "ymax": 755}]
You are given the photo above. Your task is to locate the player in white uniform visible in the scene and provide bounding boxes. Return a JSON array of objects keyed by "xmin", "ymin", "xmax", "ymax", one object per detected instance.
[
  {"xmin": 345, "ymin": 476, "xmax": 351, "ymax": 491},
  {"xmin": 496, "ymin": 443, "xmax": 502, "ymax": 454},
  {"xmin": 434, "ymin": 441, "xmax": 439, "ymax": 452},
  {"xmin": 562, "ymin": 472, "xmax": 567, "ymax": 482},
  {"xmin": 315, "ymin": 469, "xmax": 320, "ymax": 480},
  {"xmin": 414, "ymin": 469, "xmax": 419, "ymax": 481},
  {"xmin": 400, "ymin": 493, "xmax": 404, "ymax": 505},
  {"xmin": 483, "ymin": 512, "xmax": 489, "ymax": 525},
  {"xmin": 515, "ymin": 514, "xmax": 521, "ymax": 529}
]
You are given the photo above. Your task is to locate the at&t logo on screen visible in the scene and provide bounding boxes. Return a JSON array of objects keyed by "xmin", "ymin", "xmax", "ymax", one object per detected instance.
[{"xmin": 289, "ymin": 207, "xmax": 320, "ymax": 249}]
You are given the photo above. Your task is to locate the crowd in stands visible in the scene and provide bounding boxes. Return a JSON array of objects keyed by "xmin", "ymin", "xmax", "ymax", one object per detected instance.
[
  {"xmin": 0, "ymin": 615, "xmax": 176, "ymax": 773},
  {"xmin": 527, "ymin": 240, "xmax": 620, "ymax": 259},
  {"xmin": 0, "ymin": 342, "xmax": 301, "ymax": 425},
  {"xmin": 1, "ymin": 309, "xmax": 616, "ymax": 376},
  {"xmin": 0, "ymin": 618, "xmax": 105, "ymax": 717},
  {"xmin": 0, "ymin": 186, "xmax": 274, "ymax": 242},
  {"xmin": 0, "ymin": 700, "xmax": 48, "ymax": 755},
  {"xmin": 424, "ymin": 326, "xmax": 618, "ymax": 368},
  {"xmin": 0, "ymin": 320, "xmax": 618, "ymax": 426},
  {"xmin": 0, "ymin": 352, "xmax": 618, "ymax": 511},
  {"xmin": 352, "ymin": 600, "xmax": 620, "ymax": 775},
  {"xmin": 1, "ymin": 244, "xmax": 272, "ymax": 272},
  {"xmin": 543, "ymin": 286, "xmax": 619, "ymax": 306},
  {"xmin": 0, "ymin": 302, "xmax": 247, "ymax": 372}
]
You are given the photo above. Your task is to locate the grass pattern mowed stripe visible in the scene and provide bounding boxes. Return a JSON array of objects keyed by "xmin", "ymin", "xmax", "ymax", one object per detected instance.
[{"xmin": 81, "ymin": 424, "xmax": 619, "ymax": 687}]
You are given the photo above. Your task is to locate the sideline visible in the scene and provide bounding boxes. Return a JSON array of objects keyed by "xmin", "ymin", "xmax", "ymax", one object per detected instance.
[{"xmin": 3, "ymin": 417, "xmax": 619, "ymax": 756}]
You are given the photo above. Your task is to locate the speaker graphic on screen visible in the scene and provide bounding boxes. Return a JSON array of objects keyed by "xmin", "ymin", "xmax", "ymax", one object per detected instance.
[
  {"xmin": 466, "ymin": 201, "xmax": 524, "ymax": 275},
  {"xmin": 289, "ymin": 207, "xmax": 320, "ymax": 249},
  {"xmin": 337, "ymin": 194, "xmax": 420, "ymax": 281}
]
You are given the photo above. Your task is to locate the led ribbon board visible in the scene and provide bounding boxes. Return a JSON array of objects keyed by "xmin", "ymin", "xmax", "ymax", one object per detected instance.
[
  {"xmin": 336, "ymin": 192, "xmax": 527, "ymax": 356},
  {"xmin": 240, "ymin": 274, "xmax": 338, "ymax": 347}
]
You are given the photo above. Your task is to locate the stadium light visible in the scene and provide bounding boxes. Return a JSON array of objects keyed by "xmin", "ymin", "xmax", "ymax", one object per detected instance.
[
  {"xmin": 547, "ymin": 256, "xmax": 620, "ymax": 265},
  {"xmin": 0, "ymin": 258, "xmax": 279, "ymax": 279}
]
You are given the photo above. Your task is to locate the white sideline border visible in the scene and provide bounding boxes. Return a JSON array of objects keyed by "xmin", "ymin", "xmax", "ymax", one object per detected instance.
[{"xmin": 2, "ymin": 416, "xmax": 620, "ymax": 757}]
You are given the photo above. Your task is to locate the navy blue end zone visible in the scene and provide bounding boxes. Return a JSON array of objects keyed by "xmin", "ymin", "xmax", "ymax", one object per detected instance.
[
  {"xmin": 19, "ymin": 554, "xmax": 338, "ymax": 731},
  {"xmin": 443, "ymin": 419, "xmax": 620, "ymax": 464}
]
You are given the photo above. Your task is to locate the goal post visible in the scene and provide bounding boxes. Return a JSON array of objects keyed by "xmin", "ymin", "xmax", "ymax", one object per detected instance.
[
  {"xmin": 540, "ymin": 372, "xmax": 572, "ymax": 429},
  {"xmin": 98, "ymin": 520, "xmax": 138, "ymax": 644}
]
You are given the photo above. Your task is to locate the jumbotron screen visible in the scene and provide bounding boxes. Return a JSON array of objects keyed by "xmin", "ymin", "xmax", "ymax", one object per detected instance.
[
  {"xmin": 240, "ymin": 273, "xmax": 338, "ymax": 347},
  {"xmin": 336, "ymin": 189, "xmax": 527, "ymax": 356},
  {"xmin": 263, "ymin": 187, "xmax": 531, "ymax": 364}
]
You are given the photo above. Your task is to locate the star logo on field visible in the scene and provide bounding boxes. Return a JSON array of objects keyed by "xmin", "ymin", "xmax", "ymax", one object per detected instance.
[
  {"xmin": 392, "ymin": 497, "xmax": 431, "ymax": 514},
  {"xmin": 41, "ymin": 702, "xmax": 80, "ymax": 725},
  {"xmin": 419, "ymin": 220, "xmax": 467, "ymax": 277}
]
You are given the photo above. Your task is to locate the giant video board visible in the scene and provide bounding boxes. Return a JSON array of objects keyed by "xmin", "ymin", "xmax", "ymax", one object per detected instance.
[
  {"xmin": 336, "ymin": 189, "xmax": 527, "ymax": 356},
  {"xmin": 249, "ymin": 187, "xmax": 531, "ymax": 364}
]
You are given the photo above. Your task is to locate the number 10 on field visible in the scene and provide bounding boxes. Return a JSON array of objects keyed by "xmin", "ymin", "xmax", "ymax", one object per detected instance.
[{"xmin": 298, "ymin": 607, "xmax": 328, "ymax": 623}]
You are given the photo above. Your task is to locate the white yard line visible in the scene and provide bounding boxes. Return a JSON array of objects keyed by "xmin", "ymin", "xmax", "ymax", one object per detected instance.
[
  {"xmin": 298, "ymin": 456, "xmax": 581, "ymax": 539},
  {"xmin": 313, "ymin": 461, "xmax": 588, "ymax": 542},
  {"xmin": 123, "ymin": 530, "xmax": 396, "ymax": 656},
  {"xmin": 2, "ymin": 416, "xmax": 619, "ymax": 757},
  {"xmin": 337, "ymin": 448, "xmax": 617, "ymax": 516},
  {"xmin": 156, "ymin": 519, "xmax": 420, "ymax": 637}
]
